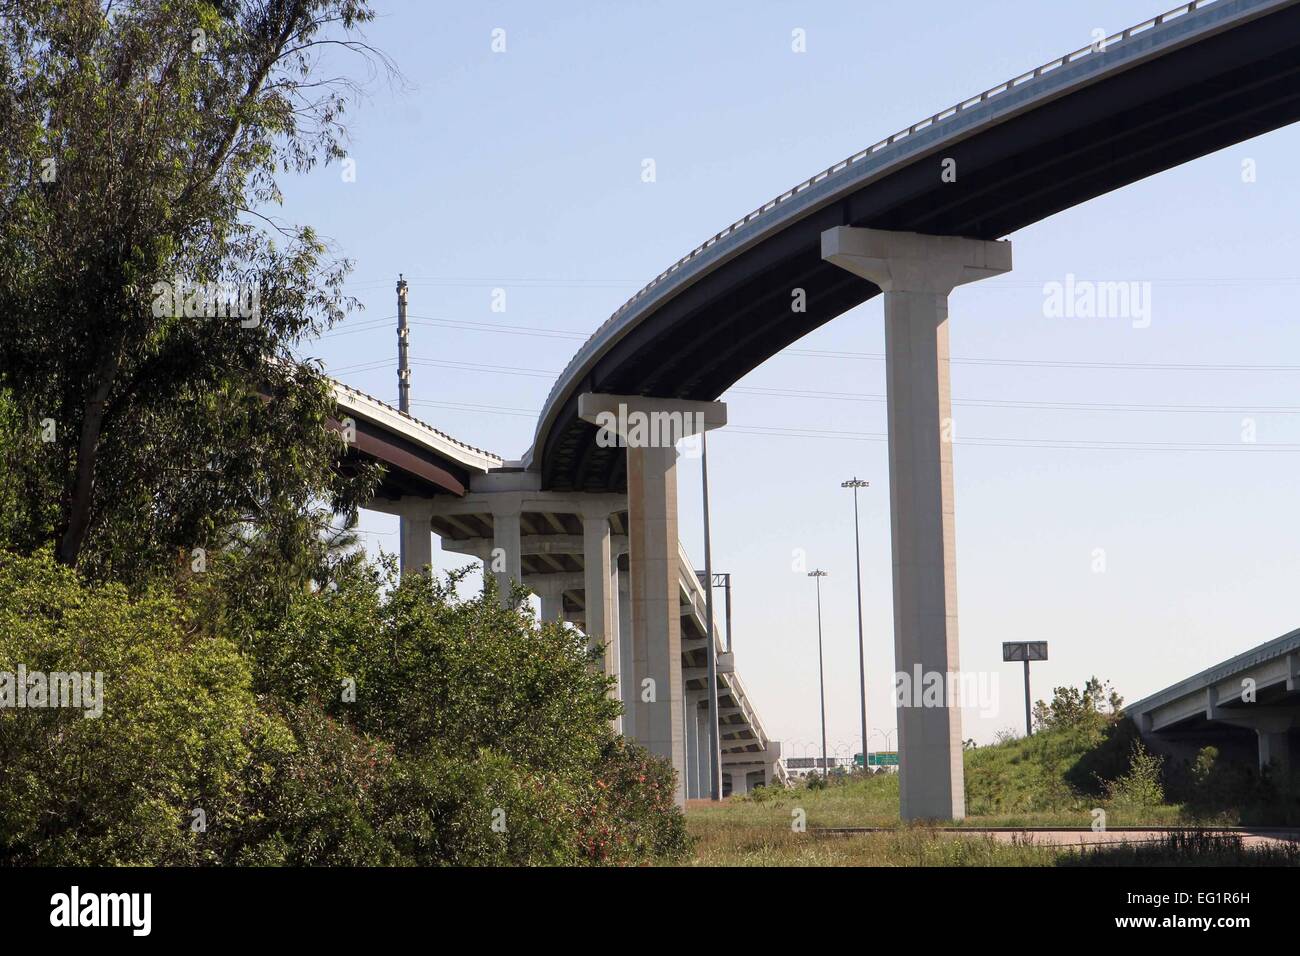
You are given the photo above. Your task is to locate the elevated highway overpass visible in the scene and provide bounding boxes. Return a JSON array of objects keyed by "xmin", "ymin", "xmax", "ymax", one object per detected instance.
[
  {"xmin": 334, "ymin": 381, "xmax": 785, "ymax": 798},
  {"xmin": 530, "ymin": 0, "xmax": 1300, "ymax": 493},
  {"xmin": 336, "ymin": 0, "xmax": 1300, "ymax": 817},
  {"xmin": 1127, "ymin": 629, "xmax": 1300, "ymax": 775}
]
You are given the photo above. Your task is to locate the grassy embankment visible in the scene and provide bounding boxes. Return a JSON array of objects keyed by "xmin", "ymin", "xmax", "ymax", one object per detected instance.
[{"xmin": 685, "ymin": 715, "xmax": 1300, "ymax": 866}]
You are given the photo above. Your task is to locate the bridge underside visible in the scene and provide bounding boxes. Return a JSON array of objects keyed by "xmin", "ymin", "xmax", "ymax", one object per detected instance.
[
  {"xmin": 337, "ymin": 0, "xmax": 1300, "ymax": 819},
  {"xmin": 428, "ymin": 497, "xmax": 785, "ymax": 795},
  {"xmin": 541, "ymin": 2, "xmax": 1300, "ymax": 492},
  {"xmin": 335, "ymin": 384, "xmax": 787, "ymax": 802},
  {"xmin": 1128, "ymin": 630, "xmax": 1300, "ymax": 776}
]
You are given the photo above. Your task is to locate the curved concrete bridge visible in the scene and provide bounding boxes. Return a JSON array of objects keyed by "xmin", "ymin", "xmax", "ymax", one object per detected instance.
[
  {"xmin": 334, "ymin": 0, "xmax": 1300, "ymax": 816},
  {"xmin": 1128, "ymin": 628, "xmax": 1300, "ymax": 775},
  {"xmin": 334, "ymin": 382, "xmax": 785, "ymax": 800}
]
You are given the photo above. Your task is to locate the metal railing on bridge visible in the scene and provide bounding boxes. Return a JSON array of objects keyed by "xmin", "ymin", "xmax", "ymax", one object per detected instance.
[{"xmin": 538, "ymin": 0, "xmax": 1235, "ymax": 424}]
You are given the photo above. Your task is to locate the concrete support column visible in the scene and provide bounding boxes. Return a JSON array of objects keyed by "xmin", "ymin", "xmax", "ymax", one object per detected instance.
[
  {"xmin": 578, "ymin": 393, "xmax": 727, "ymax": 807},
  {"xmin": 582, "ymin": 508, "xmax": 617, "ymax": 685},
  {"xmin": 617, "ymin": 562, "xmax": 634, "ymax": 734},
  {"xmin": 627, "ymin": 441, "xmax": 684, "ymax": 802},
  {"xmin": 764, "ymin": 742, "xmax": 782, "ymax": 790},
  {"xmin": 684, "ymin": 693, "xmax": 701, "ymax": 799},
  {"xmin": 823, "ymin": 227, "xmax": 1012, "ymax": 821},
  {"xmin": 1258, "ymin": 729, "xmax": 1291, "ymax": 775},
  {"xmin": 695, "ymin": 694, "xmax": 712, "ymax": 798},
  {"xmin": 490, "ymin": 501, "xmax": 522, "ymax": 606},
  {"xmin": 397, "ymin": 499, "xmax": 434, "ymax": 578},
  {"xmin": 607, "ymin": 556, "xmax": 624, "ymax": 736},
  {"xmin": 533, "ymin": 578, "xmax": 565, "ymax": 623},
  {"xmin": 729, "ymin": 768, "xmax": 750, "ymax": 797}
]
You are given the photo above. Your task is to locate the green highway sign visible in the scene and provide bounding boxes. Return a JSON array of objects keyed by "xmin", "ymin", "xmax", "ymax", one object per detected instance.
[{"xmin": 853, "ymin": 752, "xmax": 899, "ymax": 767}]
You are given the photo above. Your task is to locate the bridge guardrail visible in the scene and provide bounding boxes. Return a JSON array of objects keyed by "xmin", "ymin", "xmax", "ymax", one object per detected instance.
[
  {"xmin": 532, "ymin": 0, "xmax": 1257, "ymax": 456},
  {"xmin": 615, "ymin": 0, "xmax": 1218, "ymax": 316}
]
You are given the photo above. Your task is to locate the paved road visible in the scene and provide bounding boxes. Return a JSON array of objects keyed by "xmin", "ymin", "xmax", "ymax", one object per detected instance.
[{"xmin": 816, "ymin": 826, "xmax": 1300, "ymax": 850}]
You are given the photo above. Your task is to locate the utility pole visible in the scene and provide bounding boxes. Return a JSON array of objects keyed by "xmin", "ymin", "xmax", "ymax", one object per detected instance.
[
  {"xmin": 701, "ymin": 431, "xmax": 723, "ymax": 800},
  {"xmin": 396, "ymin": 275, "xmax": 411, "ymax": 568},
  {"xmin": 396, "ymin": 275, "xmax": 410, "ymax": 413},
  {"xmin": 841, "ymin": 477, "xmax": 870, "ymax": 771},
  {"xmin": 809, "ymin": 569, "xmax": 829, "ymax": 780}
]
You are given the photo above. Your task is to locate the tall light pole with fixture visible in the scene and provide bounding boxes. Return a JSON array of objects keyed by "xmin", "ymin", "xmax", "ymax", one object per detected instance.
[
  {"xmin": 809, "ymin": 569, "xmax": 830, "ymax": 780},
  {"xmin": 700, "ymin": 432, "xmax": 722, "ymax": 800},
  {"xmin": 841, "ymin": 477, "xmax": 870, "ymax": 771}
]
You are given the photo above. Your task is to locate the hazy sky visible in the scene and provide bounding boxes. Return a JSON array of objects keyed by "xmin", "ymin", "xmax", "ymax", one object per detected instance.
[{"xmin": 281, "ymin": 0, "xmax": 1300, "ymax": 757}]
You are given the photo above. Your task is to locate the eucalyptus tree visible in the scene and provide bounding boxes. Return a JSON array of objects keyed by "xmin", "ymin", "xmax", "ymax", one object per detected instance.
[{"xmin": 0, "ymin": 0, "xmax": 386, "ymax": 578}]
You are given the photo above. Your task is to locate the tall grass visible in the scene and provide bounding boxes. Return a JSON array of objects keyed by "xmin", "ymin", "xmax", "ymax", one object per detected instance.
[
  {"xmin": 1063, "ymin": 831, "xmax": 1300, "ymax": 867},
  {"xmin": 682, "ymin": 696, "xmax": 1300, "ymax": 864}
]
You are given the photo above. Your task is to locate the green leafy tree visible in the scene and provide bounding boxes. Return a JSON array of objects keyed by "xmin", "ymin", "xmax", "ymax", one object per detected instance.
[
  {"xmin": 1032, "ymin": 676, "xmax": 1121, "ymax": 734},
  {"xmin": 0, "ymin": 0, "xmax": 387, "ymax": 579}
]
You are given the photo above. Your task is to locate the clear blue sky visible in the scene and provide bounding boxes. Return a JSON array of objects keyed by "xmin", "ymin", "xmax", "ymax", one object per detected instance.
[{"xmin": 281, "ymin": 0, "xmax": 1300, "ymax": 757}]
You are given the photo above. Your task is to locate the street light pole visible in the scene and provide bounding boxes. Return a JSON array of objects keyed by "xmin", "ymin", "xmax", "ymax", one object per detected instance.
[
  {"xmin": 841, "ymin": 478, "xmax": 870, "ymax": 772},
  {"xmin": 809, "ymin": 569, "xmax": 829, "ymax": 781},
  {"xmin": 701, "ymin": 432, "xmax": 722, "ymax": 800}
]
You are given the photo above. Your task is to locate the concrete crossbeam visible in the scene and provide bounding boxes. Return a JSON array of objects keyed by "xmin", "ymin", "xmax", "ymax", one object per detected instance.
[{"xmin": 442, "ymin": 533, "xmax": 629, "ymax": 559}]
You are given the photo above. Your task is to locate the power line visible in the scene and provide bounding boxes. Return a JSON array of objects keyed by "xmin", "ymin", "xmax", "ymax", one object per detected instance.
[
  {"xmin": 407, "ymin": 314, "xmax": 589, "ymax": 340},
  {"xmin": 316, "ymin": 314, "xmax": 588, "ymax": 341},
  {"xmin": 399, "ymin": 398, "xmax": 1300, "ymax": 454},
  {"xmin": 313, "ymin": 316, "xmax": 1300, "ymax": 373},
  {"xmin": 408, "ymin": 358, "xmax": 556, "ymax": 379},
  {"xmin": 326, "ymin": 358, "xmax": 1300, "ymax": 414},
  {"xmin": 783, "ymin": 348, "xmax": 1300, "ymax": 372},
  {"xmin": 726, "ymin": 425, "xmax": 1300, "ymax": 453},
  {"xmin": 327, "ymin": 359, "xmax": 393, "ymax": 374},
  {"xmin": 411, "ymin": 399, "xmax": 536, "ymax": 418},
  {"xmin": 317, "ymin": 317, "xmax": 399, "ymax": 339},
  {"xmin": 733, "ymin": 385, "xmax": 1300, "ymax": 414},
  {"xmin": 341, "ymin": 276, "xmax": 642, "ymax": 290},
  {"xmin": 327, "ymin": 358, "xmax": 554, "ymax": 379},
  {"xmin": 338, "ymin": 273, "xmax": 1300, "ymax": 290}
]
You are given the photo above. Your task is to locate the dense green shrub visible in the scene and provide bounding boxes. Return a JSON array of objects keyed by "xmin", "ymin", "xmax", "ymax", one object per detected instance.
[
  {"xmin": 578, "ymin": 736, "xmax": 690, "ymax": 863},
  {"xmin": 0, "ymin": 550, "xmax": 273, "ymax": 865},
  {"xmin": 0, "ymin": 549, "xmax": 689, "ymax": 865},
  {"xmin": 1103, "ymin": 740, "xmax": 1165, "ymax": 809}
]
